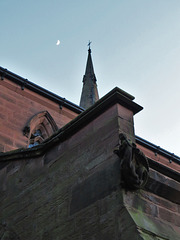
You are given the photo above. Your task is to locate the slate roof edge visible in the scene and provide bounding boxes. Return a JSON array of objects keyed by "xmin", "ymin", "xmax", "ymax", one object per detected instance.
[
  {"xmin": 0, "ymin": 66, "xmax": 83, "ymax": 114},
  {"xmin": 136, "ymin": 135, "xmax": 180, "ymax": 164},
  {"xmin": 147, "ymin": 157, "xmax": 180, "ymax": 182}
]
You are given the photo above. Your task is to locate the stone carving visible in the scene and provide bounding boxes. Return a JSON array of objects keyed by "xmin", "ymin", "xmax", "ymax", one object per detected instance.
[{"xmin": 114, "ymin": 133, "xmax": 149, "ymax": 189}]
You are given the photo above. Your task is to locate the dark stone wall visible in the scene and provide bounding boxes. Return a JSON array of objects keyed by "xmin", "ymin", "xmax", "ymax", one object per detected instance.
[
  {"xmin": 0, "ymin": 103, "xmax": 179, "ymax": 239},
  {"xmin": 0, "ymin": 104, "xmax": 123, "ymax": 239}
]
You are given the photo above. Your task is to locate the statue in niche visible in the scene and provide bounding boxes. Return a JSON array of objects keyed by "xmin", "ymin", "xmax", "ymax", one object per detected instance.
[{"xmin": 114, "ymin": 133, "xmax": 149, "ymax": 189}]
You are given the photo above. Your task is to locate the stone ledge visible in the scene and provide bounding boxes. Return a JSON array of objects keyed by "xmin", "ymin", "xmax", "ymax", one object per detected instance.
[
  {"xmin": 145, "ymin": 169, "xmax": 180, "ymax": 205},
  {"xmin": 128, "ymin": 207, "xmax": 180, "ymax": 240}
]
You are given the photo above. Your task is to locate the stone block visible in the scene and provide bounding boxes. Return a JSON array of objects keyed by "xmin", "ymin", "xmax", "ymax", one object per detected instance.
[{"xmin": 70, "ymin": 160, "xmax": 120, "ymax": 215}]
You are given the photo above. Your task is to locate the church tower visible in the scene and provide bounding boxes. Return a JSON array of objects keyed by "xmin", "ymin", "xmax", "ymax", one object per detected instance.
[{"xmin": 79, "ymin": 43, "xmax": 99, "ymax": 109}]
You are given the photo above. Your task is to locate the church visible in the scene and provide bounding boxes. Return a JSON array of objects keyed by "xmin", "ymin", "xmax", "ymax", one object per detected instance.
[{"xmin": 0, "ymin": 45, "xmax": 179, "ymax": 239}]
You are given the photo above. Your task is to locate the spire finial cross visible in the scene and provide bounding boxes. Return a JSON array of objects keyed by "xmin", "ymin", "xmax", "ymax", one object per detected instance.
[{"xmin": 88, "ymin": 41, "xmax": 92, "ymax": 49}]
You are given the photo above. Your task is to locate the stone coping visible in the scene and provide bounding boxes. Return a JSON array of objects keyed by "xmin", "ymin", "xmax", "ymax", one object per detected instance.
[{"xmin": 0, "ymin": 87, "xmax": 142, "ymax": 161}]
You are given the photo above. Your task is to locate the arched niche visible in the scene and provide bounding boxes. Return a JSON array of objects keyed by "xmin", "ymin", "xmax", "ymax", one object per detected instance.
[{"xmin": 23, "ymin": 111, "xmax": 58, "ymax": 148}]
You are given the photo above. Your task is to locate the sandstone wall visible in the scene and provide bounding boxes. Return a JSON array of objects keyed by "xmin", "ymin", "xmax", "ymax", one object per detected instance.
[
  {"xmin": 0, "ymin": 102, "xmax": 179, "ymax": 239},
  {"xmin": 0, "ymin": 78, "xmax": 78, "ymax": 152}
]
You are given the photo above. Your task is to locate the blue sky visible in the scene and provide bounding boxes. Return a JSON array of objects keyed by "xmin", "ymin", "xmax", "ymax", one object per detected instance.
[{"xmin": 1, "ymin": 0, "xmax": 180, "ymax": 156}]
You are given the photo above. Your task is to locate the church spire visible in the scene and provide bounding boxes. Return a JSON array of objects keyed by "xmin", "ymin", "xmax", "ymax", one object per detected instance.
[{"xmin": 80, "ymin": 42, "xmax": 99, "ymax": 109}]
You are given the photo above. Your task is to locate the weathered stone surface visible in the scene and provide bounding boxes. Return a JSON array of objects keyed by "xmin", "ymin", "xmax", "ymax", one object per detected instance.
[
  {"xmin": 114, "ymin": 133, "xmax": 149, "ymax": 189},
  {"xmin": 128, "ymin": 207, "xmax": 180, "ymax": 240},
  {"xmin": 146, "ymin": 169, "xmax": 180, "ymax": 204},
  {"xmin": 0, "ymin": 224, "xmax": 21, "ymax": 240},
  {"xmin": 0, "ymin": 104, "xmax": 122, "ymax": 239},
  {"xmin": 0, "ymin": 101, "xmax": 179, "ymax": 240},
  {"xmin": 70, "ymin": 159, "xmax": 120, "ymax": 215}
]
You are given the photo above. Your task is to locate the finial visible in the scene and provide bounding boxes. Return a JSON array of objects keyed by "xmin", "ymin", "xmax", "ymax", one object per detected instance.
[{"xmin": 88, "ymin": 41, "xmax": 92, "ymax": 53}]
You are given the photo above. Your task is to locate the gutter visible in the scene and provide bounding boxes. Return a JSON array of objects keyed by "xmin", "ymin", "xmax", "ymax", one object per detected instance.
[
  {"xmin": 0, "ymin": 66, "xmax": 84, "ymax": 114},
  {"xmin": 135, "ymin": 135, "xmax": 180, "ymax": 164}
]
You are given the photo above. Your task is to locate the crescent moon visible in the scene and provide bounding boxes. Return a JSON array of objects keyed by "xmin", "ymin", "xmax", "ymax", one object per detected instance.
[{"xmin": 56, "ymin": 40, "xmax": 60, "ymax": 45}]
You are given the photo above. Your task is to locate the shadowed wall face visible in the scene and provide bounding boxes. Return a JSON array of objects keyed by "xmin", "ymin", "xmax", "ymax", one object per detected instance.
[
  {"xmin": 0, "ymin": 103, "xmax": 132, "ymax": 239},
  {"xmin": 0, "ymin": 98, "xmax": 179, "ymax": 239}
]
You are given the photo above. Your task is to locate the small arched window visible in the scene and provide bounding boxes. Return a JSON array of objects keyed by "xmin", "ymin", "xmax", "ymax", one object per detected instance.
[{"xmin": 23, "ymin": 111, "xmax": 58, "ymax": 148}]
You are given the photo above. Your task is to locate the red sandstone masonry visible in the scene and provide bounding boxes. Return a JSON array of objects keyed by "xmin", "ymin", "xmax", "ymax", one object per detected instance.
[
  {"xmin": 0, "ymin": 97, "xmax": 179, "ymax": 239},
  {"xmin": 137, "ymin": 143, "xmax": 180, "ymax": 172},
  {"xmin": 141, "ymin": 191, "xmax": 179, "ymax": 213},
  {"xmin": 158, "ymin": 206, "xmax": 180, "ymax": 226},
  {"xmin": 0, "ymin": 78, "xmax": 79, "ymax": 152},
  {"xmin": 0, "ymin": 143, "xmax": 4, "ymax": 152}
]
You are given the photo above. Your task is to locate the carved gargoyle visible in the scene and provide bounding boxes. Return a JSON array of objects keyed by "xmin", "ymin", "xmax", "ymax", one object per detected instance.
[{"xmin": 114, "ymin": 133, "xmax": 149, "ymax": 189}]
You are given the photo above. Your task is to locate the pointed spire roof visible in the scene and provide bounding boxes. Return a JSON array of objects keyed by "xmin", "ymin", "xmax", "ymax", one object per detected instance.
[{"xmin": 80, "ymin": 43, "xmax": 99, "ymax": 109}]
